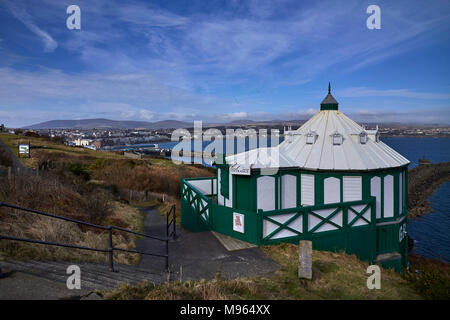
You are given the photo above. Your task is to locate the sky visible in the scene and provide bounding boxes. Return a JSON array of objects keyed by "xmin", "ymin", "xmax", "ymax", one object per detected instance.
[{"xmin": 0, "ymin": 0, "xmax": 450, "ymax": 128}]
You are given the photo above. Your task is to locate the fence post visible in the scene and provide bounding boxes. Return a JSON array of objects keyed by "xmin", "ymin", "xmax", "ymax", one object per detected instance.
[{"xmin": 108, "ymin": 226, "xmax": 115, "ymax": 272}]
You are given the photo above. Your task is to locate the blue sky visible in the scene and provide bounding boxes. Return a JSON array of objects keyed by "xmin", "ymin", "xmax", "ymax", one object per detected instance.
[{"xmin": 1, "ymin": 0, "xmax": 449, "ymax": 127}]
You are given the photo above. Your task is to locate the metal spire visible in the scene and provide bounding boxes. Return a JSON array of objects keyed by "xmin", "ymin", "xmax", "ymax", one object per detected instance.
[{"xmin": 328, "ymin": 82, "xmax": 331, "ymax": 94}]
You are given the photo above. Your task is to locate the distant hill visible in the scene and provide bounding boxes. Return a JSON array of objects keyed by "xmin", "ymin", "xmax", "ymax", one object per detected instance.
[{"xmin": 24, "ymin": 118, "xmax": 192, "ymax": 130}]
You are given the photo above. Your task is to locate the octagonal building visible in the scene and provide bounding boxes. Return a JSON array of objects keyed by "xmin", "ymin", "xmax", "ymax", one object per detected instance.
[{"xmin": 181, "ymin": 84, "xmax": 410, "ymax": 271}]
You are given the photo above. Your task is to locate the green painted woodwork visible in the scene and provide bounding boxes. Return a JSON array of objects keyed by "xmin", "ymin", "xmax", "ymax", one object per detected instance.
[
  {"xmin": 219, "ymin": 166, "xmax": 229, "ymax": 198},
  {"xmin": 320, "ymin": 104, "xmax": 338, "ymax": 111},
  {"xmin": 233, "ymin": 175, "xmax": 253, "ymax": 211},
  {"xmin": 181, "ymin": 163, "xmax": 409, "ymax": 271}
]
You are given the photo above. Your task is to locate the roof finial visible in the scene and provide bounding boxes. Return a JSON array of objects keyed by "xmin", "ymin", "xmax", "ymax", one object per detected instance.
[{"xmin": 328, "ymin": 82, "xmax": 331, "ymax": 94}]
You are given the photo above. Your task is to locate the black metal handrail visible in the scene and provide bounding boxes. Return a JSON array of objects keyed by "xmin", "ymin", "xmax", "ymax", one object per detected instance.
[
  {"xmin": 166, "ymin": 204, "xmax": 177, "ymax": 239},
  {"xmin": 0, "ymin": 201, "xmax": 171, "ymax": 274}
]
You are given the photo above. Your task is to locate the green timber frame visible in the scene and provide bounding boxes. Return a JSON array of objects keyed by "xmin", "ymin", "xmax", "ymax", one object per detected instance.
[{"xmin": 182, "ymin": 176, "xmax": 383, "ymax": 268}]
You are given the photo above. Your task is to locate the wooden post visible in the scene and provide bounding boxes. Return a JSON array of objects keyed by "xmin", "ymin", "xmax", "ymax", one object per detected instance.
[{"xmin": 298, "ymin": 240, "xmax": 313, "ymax": 280}]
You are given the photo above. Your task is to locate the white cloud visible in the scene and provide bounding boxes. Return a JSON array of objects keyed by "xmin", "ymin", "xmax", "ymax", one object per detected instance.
[
  {"xmin": 339, "ymin": 87, "xmax": 450, "ymax": 100},
  {"xmin": 4, "ymin": 1, "xmax": 57, "ymax": 52}
]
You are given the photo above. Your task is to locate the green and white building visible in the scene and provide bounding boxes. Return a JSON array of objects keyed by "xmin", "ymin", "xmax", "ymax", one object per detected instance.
[{"xmin": 181, "ymin": 85, "xmax": 410, "ymax": 271}]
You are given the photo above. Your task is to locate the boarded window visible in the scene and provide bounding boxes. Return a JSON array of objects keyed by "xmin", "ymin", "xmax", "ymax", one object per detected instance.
[
  {"xmin": 384, "ymin": 175, "xmax": 394, "ymax": 218},
  {"xmin": 301, "ymin": 174, "xmax": 315, "ymax": 206},
  {"xmin": 220, "ymin": 167, "xmax": 229, "ymax": 199},
  {"xmin": 281, "ymin": 174, "xmax": 297, "ymax": 209},
  {"xmin": 370, "ymin": 176, "xmax": 382, "ymax": 219},
  {"xmin": 257, "ymin": 176, "xmax": 275, "ymax": 211},
  {"xmin": 324, "ymin": 177, "xmax": 340, "ymax": 204},
  {"xmin": 343, "ymin": 176, "xmax": 362, "ymax": 202}
]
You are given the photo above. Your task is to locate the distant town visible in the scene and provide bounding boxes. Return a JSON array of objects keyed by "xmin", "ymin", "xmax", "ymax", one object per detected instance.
[{"xmin": 0, "ymin": 121, "xmax": 448, "ymax": 153}]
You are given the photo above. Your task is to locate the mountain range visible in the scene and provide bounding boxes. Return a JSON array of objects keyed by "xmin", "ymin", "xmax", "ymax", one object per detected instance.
[
  {"xmin": 24, "ymin": 118, "xmax": 192, "ymax": 130},
  {"xmin": 23, "ymin": 118, "xmax": 308, "ymax": 130}
]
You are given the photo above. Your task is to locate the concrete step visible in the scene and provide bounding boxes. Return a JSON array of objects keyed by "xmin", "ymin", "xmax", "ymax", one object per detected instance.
[{"xmin": 0, "ymin": 260, "xmax": 168, "ymax": 291}]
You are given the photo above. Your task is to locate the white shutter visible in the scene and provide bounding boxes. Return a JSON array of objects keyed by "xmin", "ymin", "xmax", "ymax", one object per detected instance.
[
  {"xmin": 301, "ymin": 174, "xmax": 315, "ymax": 206},
  {"xmin": 281, "ymin": 174, "xmax": 297, "ymax": 209},
  {"xmin": 343, "ymin": 176, "xmax": 362, "ymax": 202},
  {"xmin": 257, "ymin": 176, "xmax": 275, "ymax": 211},
  {"xmin": 384, "ymin": 175, "xmax": 394, "ymax": 218},
  {"xmin": 324, "ymin": 177, "xmax": 340, "ymax": 204},
  {"xmin": 370, "ymin": 176, "xmax": 381, "ymax": 219}
]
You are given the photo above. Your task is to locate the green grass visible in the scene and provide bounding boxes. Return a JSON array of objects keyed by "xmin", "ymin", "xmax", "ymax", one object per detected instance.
[
  {"xmin": 0, "ymin": 133, "xmax": 124, "ymax": 167},
  {"xmin": 103, "ymin": 243, "xmax": 422, "ymax": 300}
]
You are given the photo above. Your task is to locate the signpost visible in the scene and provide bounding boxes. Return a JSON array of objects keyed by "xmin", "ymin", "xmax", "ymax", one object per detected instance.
[
  {"xmin": 18, "ymin": 142, "xmax": 30, "ymax": 158},
  {"xmin": 298, "ymin": 240, "xmax": 313, "ymax": 280}
]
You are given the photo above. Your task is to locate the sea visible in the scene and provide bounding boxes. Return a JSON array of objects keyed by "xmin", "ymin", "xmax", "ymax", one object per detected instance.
[
  {"xmin": 141, "ymin": 137, "xmax": 450, "ymax": 262},
  {"xmin": 383, "ymin": 137, "xmax": 450, "ymax": 263}
]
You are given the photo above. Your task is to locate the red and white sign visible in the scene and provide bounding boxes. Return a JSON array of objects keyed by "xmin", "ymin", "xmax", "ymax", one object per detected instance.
[{"xmin": 233, "ymin": 212, "xmax": 245, "ymax": 233}]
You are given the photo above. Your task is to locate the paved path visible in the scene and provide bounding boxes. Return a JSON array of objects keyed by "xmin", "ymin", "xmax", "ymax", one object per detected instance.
[
  {"xmin": 0, "ymin": 207, "xmax": 279, "ymax": 299},
  {"xmin": 136, "ymin": 207, "xmax": 279, "ymax": 281},
  {"xmin": 0, "ymin": 136, "xmax": 25, "ymax": 170}
]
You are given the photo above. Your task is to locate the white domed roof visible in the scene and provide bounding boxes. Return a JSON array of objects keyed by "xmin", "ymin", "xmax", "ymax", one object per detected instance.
[{"xmin": 226, "ymin": 87, "xmax": 410, "ymax": 171}]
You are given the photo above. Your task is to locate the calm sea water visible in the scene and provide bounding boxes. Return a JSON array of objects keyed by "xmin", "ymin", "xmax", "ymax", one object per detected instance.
[{"xmin": 162, "ymin": 136, "xmax": 449, "ymax": 261}]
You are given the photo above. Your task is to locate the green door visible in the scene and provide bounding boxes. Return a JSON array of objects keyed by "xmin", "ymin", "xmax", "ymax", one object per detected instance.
[{"xmin": 234, "ymin": 175, "xmax": 253, "ymax": 211}]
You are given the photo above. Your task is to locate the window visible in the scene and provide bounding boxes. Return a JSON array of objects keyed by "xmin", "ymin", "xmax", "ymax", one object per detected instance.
[
  {"xmin": 281, "ymin": 174, "xmax": 297, "ymax": 209},
  {"xmin": 370, "ymin": 176, "xmax": 382, "ymax": 219},
  {"xmin": 257, "ymin": 176, "xmax": 275, "ymax": 211},
  {"xmin": 359, "ymin": 131, "xmax": 368, "ymax": 144},
  {"xmin": 331, "ymin": 131, "xmax": 343, "ymax": 145},
  {"xmin": 383, "ymin": 175, "xmax": 394, "ymax": 218},
  {"xmin": 306, "ymin": 131, "xmax": 318, "ymax": 144},
  {"xmin": 324, "ymin": 177, "xmax": 340, "ymax": 204},
  {"xmin": 301, "ymin": 174, "xmax": 315, "ymax": 206},
  {"xmin": 343, "ymin": 176, "xmax": 362, "ymax": 202}
]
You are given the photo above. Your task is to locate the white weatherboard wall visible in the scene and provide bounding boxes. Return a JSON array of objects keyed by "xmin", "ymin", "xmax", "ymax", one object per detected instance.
[
  {"xmin": 217, "ymin": 169, "xmax": 224, "ymax": 206},
  {"xmin": 324, "ymin": 177, "xmax": 340, "ymax": 204},
  {"xmin": 370, "ymin": 176, "xmax": 382, "ymax": 219},
  {"xmin": 263, "ymin": 213, "xmax": 302, "ymax": 240},
  {"xmin": 257, "ymin": 176, "xmax": 275, "ymax": 211},
  {"xmin": 226, "ymin": 171, "xmax": 233, "ymax": 208},
  {"xmin": 309, "ymin": 207, "xmax": 342, "ymax": 232},
  {"xmin": 384, "ymin": 175, "xmax": 394, "ymax": 217},
  {"xmin": 301, "ymin": 174, "xmax": 314, "ymax": 206},
  {"xmin": 281, "ymin": 174, "xmax": 297, "ymax": 209},
  {"xmin": 343, "ymin": 176, "xmax": 362, "ymax": 202},
  {"xmin": 189, "ymin": 179, "xmax": 216, "ymax": 196}
]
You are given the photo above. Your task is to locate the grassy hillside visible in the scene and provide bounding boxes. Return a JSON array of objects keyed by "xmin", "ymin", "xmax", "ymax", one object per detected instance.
[{"xmin": 0, "ymin": 133, "xmax": 212, "ymax": 264}]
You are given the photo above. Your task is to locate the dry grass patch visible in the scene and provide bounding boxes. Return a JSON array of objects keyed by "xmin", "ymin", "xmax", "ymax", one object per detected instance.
[
  {"xmin": 0, "ymin": 173, "xmax": 142, "ymax": 265},
  {"xmin": 104, "ymin": 243, "xmax": 422, "ymax": 300}
]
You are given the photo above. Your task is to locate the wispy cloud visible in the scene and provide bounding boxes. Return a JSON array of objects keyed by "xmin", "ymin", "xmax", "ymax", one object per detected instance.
[
  {"xmin": 339, "ymin": 87, "xmax": 450, "ymax": 100},
  {"xmin": 3, "ymin": 1, "xmax": 57, "ymax": 52}
]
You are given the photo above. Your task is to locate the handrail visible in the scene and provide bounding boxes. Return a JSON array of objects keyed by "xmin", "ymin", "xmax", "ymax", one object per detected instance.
[
  {"xmin": 166, "ymin": 204, "xmax": 177, "ymax": 239},
  {"xmin": 0, "ymin": 201, "xmax": 170, "ymax": 273}
]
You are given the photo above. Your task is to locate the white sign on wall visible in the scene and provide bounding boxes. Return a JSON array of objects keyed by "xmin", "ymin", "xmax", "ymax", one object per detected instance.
[
  {"xmin": 233, "ymin": 212, "xmax": 245, "ymax": 233},
  {"xmin": 230, "ymin": 164, "xmax": 250, "ymax": 176},
  {"xmin": 18, "ymin": 144, "xmax": 30, "ymax": 154}
]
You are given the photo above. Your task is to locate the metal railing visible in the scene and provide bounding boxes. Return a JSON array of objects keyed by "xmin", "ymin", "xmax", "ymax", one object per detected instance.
[
  {"xmin": 166, "ymin": 204, "xmax": 177, "ymax": 239},
  {"xmin": 0, "ymin": 201, "xmax": 174, "ymax": 274}
]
